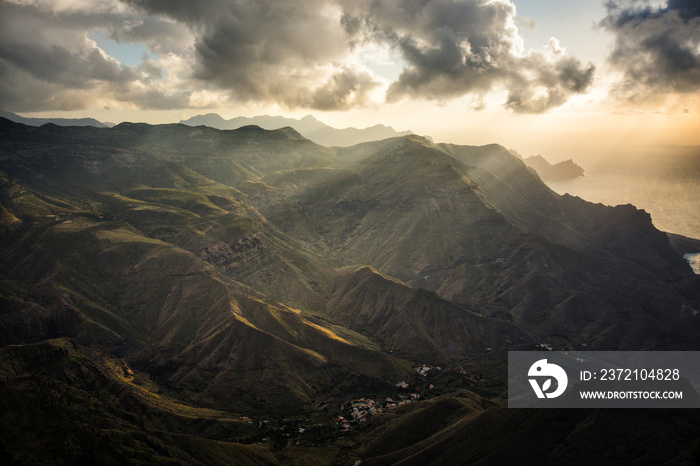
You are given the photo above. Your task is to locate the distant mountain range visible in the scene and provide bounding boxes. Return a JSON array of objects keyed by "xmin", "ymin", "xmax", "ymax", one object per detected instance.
[
  {"xmin": 1, "ymin": 109, "xmax": 414, "ymax": 147},
  {"xmin": 179, "ymin": 113, "xmax": 414, "ymax": 147},
  {"xmin": 0, "ymin": 109, "xmax": 110, "ymax": 128}
]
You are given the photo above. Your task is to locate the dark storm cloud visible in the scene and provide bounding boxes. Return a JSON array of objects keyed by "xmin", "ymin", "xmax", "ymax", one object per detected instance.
[
  {"xmin": 0, "ymin": 0, "xmax": 191, "ymax": 112},
  {"xmin": 107, "ymin": 15, "xmax": 192, "ymax": 55},
  {"xmin": 0, "ymin": 59, "xmax": 92, "ymax": 112},
  {"xmin": 124, "ymin": 0, "xmax": 593, "ymax": 112},
  {"xmin": 122, "ymin": 0, "xmax": 380, "ymax": 110},
  {"xmin": 601, "ymin": 0, "xmax": 700, "ymax": 99},
  {"xmin": 0, "ymin": 0, "xmax": 596, "ymax": 113},
  {"xmin": 0, "ymin": 2, "xmax": 132, "ymax": 85},
  {"xmin": 339, "ymin": 0, "xmax": 595, "ymax": 112}
]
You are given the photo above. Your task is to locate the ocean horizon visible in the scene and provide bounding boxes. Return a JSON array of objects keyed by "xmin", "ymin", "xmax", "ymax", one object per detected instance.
[{"xmin": 546, "ymin": 146, "xmax": 700, "ymax": 242}]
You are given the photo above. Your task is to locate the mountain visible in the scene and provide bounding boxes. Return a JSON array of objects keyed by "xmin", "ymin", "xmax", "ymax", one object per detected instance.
[
  {"xmin": 243, "ymin": 134, "xmax": 698, "ymax": 350},
  {"xmin": 0, "ymin": 338, "xmax": 278, "ymax": 464},
  {"xmin": 0, "ymin": 109, "xmax": 110, "ymax": 128},
  {"xmin": 179, "ymin": 113, "xmax": 413, "ymax": 147},
  {"xmin": 522, "ymin": 154, "xmax": 585, "ymax": 181},
  {"xmin": 0, "ymin": 118, "xmax": 413, "ymax": 416},
  {"xmin": 1, "ymin": 117, "xmax": 700, "ymax": 463},
  {"xmin": 325, "ymin": 266, "xmax": 532, "ymax": 362},
  {"xmin": 352, "ymin": 390, "xmax": 700, "ymax": 465},
  {"xmin": 2, "ymin": 116, "xmax": 697, "ymax": 354}
]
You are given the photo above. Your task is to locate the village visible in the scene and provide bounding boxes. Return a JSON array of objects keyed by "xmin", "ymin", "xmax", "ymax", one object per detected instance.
[
  {"xmin": 338, "ymin": 394, "xmax": 415, "ymax": 429},
  {"xmin": 233, "ymin": 361, "xmax": 498, "ymax": 450},
  {"xmin": 215, "ymin": 348, "xmax": 557, "ymax": 450}
]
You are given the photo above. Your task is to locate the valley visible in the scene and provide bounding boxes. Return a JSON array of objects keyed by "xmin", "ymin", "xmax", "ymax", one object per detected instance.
[{"xmin": 1, "ymin": 117, "xmax": 699, "ymax": 464}]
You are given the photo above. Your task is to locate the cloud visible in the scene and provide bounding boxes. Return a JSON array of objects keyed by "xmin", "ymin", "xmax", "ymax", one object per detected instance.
[
  {"xmin": 505, "ymin": 42, "xmax": 596, "ymax": 113},
  {"xmin": 600, "ymin": 0, "xmax": 700, "ymax": 100},
  {"xmin": 0, "ymin": 0, "xmax": 193, "ymax": 111},
  {"xmin": 339, "ymin": 0, "xmax": 595, "ymax": 113},
  {"xmin": 122, "ymin": 0, "xmax": 380, "ymax": 110},
  {"xmin": 107, "ymin": 15, "xmax": 193, "ymax": 56},
  {"xmin": 0, "ymin": 0, "xmax": 595, "ymax": 113},
  {"xmin": 311, "ymin": 65, "xmax": 382, "ymax": 110}
]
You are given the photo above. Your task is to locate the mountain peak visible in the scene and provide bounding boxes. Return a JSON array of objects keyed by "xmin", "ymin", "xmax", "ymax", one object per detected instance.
[
  {"xmin": 178, "ymin": 113, "xmax": 228, "ymax": 127},
  {"xmin": 523, "ymin": 154, "xmax": 584, "ymax": 181},
  {"xmin": 275, "ymin": 125, "xmax": 306, "ymax": 139},
  {"xmin": 236, "ymin": 124, "xmax": 267, "ymax": 132}
]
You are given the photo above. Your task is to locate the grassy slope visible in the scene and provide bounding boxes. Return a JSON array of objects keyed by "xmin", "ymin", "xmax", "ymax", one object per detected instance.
[
  {"xmin": 0, "ymin": 338, "xmax": 277, "ymax": 465},
  {"xmin": 355, "ymin": 391, "xmax": 700, "ymax": 465},
  {"xmin": 0, "ymin": 212, "xmax": 413, "ymax": 414},
  {"xmin": 0, "ymin": 122, "xmax": 414, "ymax": 414},
  {"xmin": 326, "ymin": 266, "xmax": 532, "ymax": 363}
]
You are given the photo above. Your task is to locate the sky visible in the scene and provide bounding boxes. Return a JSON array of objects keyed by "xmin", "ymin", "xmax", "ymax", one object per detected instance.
[{"xmin": 0, "ymin": 0, "xmax": 698, "ymax": 161}]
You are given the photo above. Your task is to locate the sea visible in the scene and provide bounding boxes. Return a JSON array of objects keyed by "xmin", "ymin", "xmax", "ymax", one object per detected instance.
[{"xmin": 545, "ymin": 146, "xmax": 700, "ymax": 273}]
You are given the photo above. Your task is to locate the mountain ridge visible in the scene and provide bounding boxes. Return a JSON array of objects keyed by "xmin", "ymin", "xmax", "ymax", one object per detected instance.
[
  {"xmin": 0, "ymin": 109, "xmax": 110, "ymax": 128},
  {"xmin": 179, "ymin": 113, "xmax": 414, "ymax": 147},
  {"xmin": 1, "ymin": 118, "xmax": 700, "ymax": 464},
  {"xmin": 2, "ymin": 118, "xmax": 696, "ymax": 354}
]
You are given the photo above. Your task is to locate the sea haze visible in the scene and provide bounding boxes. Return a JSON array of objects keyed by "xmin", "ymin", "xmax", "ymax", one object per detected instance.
[{"xmin": 546, "ymin": 146, "xmax": 700, "ymax": 241}]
